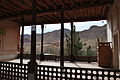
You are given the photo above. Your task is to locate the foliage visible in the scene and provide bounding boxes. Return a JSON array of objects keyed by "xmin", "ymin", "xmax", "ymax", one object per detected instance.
[
  {"xmin": 43, "ymin": 44, "xmax": 60, "ymax": 56},
  {"xmin": 85, "ymin": 45, "xmax": 95, "ymax": 56},
  {"xmin": 65, "ymin": 25, "xmax": 85, "ymax": 56}
]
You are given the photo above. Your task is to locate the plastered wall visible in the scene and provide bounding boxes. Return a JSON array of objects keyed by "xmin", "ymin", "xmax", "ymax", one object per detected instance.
[{"xmin": 0, "ymin": 19, "xmax": 20, "ymax": 61}]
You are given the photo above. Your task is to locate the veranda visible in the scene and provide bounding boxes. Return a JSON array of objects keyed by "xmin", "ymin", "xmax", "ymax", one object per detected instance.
[{"xmin": 0, "ymin": 0, "xmax": 120, "ymax": 80}]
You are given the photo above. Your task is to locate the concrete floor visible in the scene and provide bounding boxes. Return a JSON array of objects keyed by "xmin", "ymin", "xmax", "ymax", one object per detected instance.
[{"xmin": 9, "ymin": 59, "xmax": 103, "ymax": 69}]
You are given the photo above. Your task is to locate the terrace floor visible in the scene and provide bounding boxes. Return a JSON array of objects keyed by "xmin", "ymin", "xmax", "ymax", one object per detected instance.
[{"xmin": 9, "ymin": 59, "xmax": 104, "ymax": 69}]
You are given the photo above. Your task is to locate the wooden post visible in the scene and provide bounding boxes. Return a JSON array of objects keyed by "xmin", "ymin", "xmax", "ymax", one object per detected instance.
[
  {"xmin": 28, "ymin": 0, "xmax": 37, "ymax": 80},
  {"xmin": 60, "ymin": 12, "xmax": 64, "ymax": 66},
  {"xmin": 40, "ymin": 24, "xmax": 44, "ymax": 61},
  {"xmin": 70, "ymin": 22, "xmax": 74, "ymax": 62},
  {"xmin": 20, "ymin": 22, "xmax": 24, "ymax": 64}
]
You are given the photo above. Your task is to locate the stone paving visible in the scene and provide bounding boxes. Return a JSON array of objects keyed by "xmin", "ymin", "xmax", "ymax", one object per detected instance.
[{"xmin": 9, "ymin": 59, "xmax": 103, "ymax": 69}]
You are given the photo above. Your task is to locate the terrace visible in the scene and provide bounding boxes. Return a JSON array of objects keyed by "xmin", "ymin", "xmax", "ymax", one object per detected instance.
[{"xmin": 0, "ymin": 0, "xmax": 120, "ymax": 80}]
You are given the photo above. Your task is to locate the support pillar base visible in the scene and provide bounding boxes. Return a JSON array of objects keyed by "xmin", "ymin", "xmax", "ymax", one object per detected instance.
[
  {"xmin": 28, "ymin": 61, "xmax": 37, "ymax": 80},
  {"xmin": 70, "ymin": 55, "xmax": 75, "ymax": 62},
  {"xmin": 40, "ymin": 54, "xmax": 45, "ymax": 61}
]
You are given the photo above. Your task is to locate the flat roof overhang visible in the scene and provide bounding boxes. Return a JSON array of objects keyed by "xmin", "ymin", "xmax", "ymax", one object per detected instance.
[{"xmin": 0, "ymin": 0, "xmax": 114, "ymax": 26}]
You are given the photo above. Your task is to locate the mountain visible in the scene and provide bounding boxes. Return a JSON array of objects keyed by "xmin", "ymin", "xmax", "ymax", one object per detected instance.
[
  {"xmin": 23, "ymin": 25, "xmax": 107, "ymax": 54},
  {"xmin": 78, "ymin": 25, "xmax": 107, "ymax": 51},
  {"xmin": 36, "ymin": 29, "xmax": 70, "ymax": 43},
  {"xmin": 79, "ymin": 25, "xmax": 107, "ymax": 41},
  {"xmin": 24, "ymin": 29, "xmax": 71, "ymax": 44},
  {"xmin": 24, "ymin": 24, "xmax": 107, "ymax": 43}
]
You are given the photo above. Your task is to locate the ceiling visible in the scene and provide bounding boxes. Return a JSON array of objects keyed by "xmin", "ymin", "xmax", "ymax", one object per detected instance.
[{"xmin": 0, "ymin": 0, "xmax": 114, "ymax": 26}]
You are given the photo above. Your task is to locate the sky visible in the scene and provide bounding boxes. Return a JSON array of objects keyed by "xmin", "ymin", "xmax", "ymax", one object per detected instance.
[{"xmin": 23, "ymin": 20, "xmax": 107, "ymax": 34}]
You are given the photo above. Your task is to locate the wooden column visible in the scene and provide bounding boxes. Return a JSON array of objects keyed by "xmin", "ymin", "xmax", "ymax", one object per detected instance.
[
  {"xmin": 20, "ymin": 24, "xmax": 24, "ymax": 64},
  {"xmin": 40, "ymin": 24, "xmax": 44, "ymax": 61},
  {"xmin": 70, "ymin": 22, "xmax": 74, "ymax": 62},
  {"xmin": 28, "ymin": 0, "xmax": 37, "ymax": 80},
  {"xmin": 60, "ymin": 12, "xmax": 64, "ymax": 66},
  {"xmin": 29, "ymin": 0, "xmax": 37, "ymax": 62}
]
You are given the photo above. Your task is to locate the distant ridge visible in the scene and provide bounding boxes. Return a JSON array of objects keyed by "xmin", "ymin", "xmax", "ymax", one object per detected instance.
[
  {"xmin": 23, "ymin": 25, "xmax": 107, "ymax": 54},
  {"xmin": 24, "ymin": 24, "xmax": 107, "ymax": 43}
]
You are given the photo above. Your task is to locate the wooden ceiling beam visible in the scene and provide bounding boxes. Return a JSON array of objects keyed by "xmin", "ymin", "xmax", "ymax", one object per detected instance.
[
  {"xmin": 0, "ymin": 7, "xmax": 13, "ymax": 15},
  {"xmin": 0, "ymin": 10, "xmax": 11, "ymax": 16},
  {"xmin": 71, "ymin": 0, "xmax": 77, "ymax": 5},
  {"xmin": 7, "ymin": 0, "xmax": 24, "ymax": 11},
  {"xmin": 37, "ymin": 17, "xmax": 46, "ymax": 23},
  {"xmin": 38, "ymin": 16, "xmax": 51, "ymax": 22},
  {"xmin": 0, "ymin": 13, "xmax": 8, "ymax": 17},
  {"xmin": 36, "ymin": 2, "xmax": 44, "ymax": 10},
  {"xmin": 51, "ymin": 0, "xmax": 59, "ymax": 8},
  {"xmin": 0, "ymin": 0, "xmax": 113, "ymax": 19},
  {"xmin": 43, "ymin": 15, "xmax": 53, "ymax": 21},
  {"xmin": 19, "ymin": 0, "xmax": 32, "ymax": 9},
  {"xmin": 61, "ymin": 0, "xmax": 66, "ymax": 7},
  {"xmin": 46, "ymin": 15, "xmax": 58, "ymax": 21},
  {"xmin": 0, "ymin": 5, "xmax": 18, "ymax": 14},
  {"xmin": 0, "ymin": 0, "xmax": 22, "ymax": 12},
  {"xmin": 22, "ymin": 16, "xmax": 107, "ymax": 26},
  {"xmin": 41, "ymin": 0, "xmax": 51, "ymax": 9},
  {"xmin": 65, "ymin": 12, "xmax": 71, "ymax": 19},
  {"xmin": 101, "ymin": 6, "xmax": 106, "ymax": 18},
  {"xmin": 72, "ymin": 11, "xmax": 77, "ymax": 19}
]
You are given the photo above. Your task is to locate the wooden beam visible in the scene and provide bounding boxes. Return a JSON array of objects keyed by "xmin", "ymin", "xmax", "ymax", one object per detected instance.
[
  {"xmin": 0, "ymin": 10, "xmax": 11, "ymax": 16},
  {"xmin": 22, "ymin": 16, "xmax": 107, "ymax": 26},
  {"xmin": 47, "ymin": 15, "xmax": 56, "ymax": 20},
  {"xmin": 0, "ymin": 5, "xmax": 14, "ymax": 14},
  {"xmin": 36, "ymin": 2, "xmax": 44, "ymax": 10},
  {"xmin": 101, "ymin": 6, "xmax": 106, "ymax": 18},
  {"xmin": 65, "ymin": 12, "xmax": 71, "ymax": 19},
  {"xmin": 0, "ymin": 0, "xmax": 113, "ymax": 19},
  {"xmin": 71, "ymin": 0, "xmax": 77, "ymax": 5},
  {"xmin": 51, "ymin": 0, "xmax": 59, "ymax": 8},
  {"xmin": 7, "ymin": 0, "xmax": 24, "ymax": 11},
  {"xmin": 61, "ymin": 0, "xmax": 66, "ymax": 7},
  {"xmin": 37, "ymin": 17, "xmax": 47, "ymax": 22},
  {"xmin": 45, "ymin": 15, "xmax": 55, "ymax": 21},
  {"xmin": 0, "ymin": 4, "xmax": 18, "ymax": 14},
  {"xmin": 72, "ymin": 11, "xmax": 77, "ymax": 19},
  {"xmin": 19, "ymin": 0, "xmax": 31, "ymax": 9},
  {"xmin": 0, "ymin": 0, "xmax": 21, "ymax": 12},
  {"xmin": 43, "ymin": 15, "xmax": 53, "ymax": 21},
  {"xmin": 41, "ymin": 0, "xmax": 51, "ymax": 9}
]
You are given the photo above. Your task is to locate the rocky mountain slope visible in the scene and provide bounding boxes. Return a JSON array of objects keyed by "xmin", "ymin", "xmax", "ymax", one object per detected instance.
[
  {"xmin": 23, "ymin": 25, "xmax": 107, "ymax": 54},
  {"xmin": 24, "ymin": 25, "xmax": 107, "ymax": 43}
]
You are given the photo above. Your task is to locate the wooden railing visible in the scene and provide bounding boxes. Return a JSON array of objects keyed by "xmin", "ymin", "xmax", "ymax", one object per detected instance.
[
  {"xmin": 18, "ymin": 54, "xmax": 97, "ymax": 62},
  {"xmin": 0, "ymin": 62, "xmax": 28, "ymax": 80},
  {"xmin": 0, "ymin": 62, "xmax": 120, "ymax": 80}
]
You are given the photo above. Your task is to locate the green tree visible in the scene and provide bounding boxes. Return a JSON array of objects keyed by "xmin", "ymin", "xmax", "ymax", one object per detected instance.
[
  {"xmin": 65, "ymin": 25, "xmax": 85, "ymax": 56},
  {"xmin": 86, "ymin": 45, "xmax": 95, "ymax": 63},
  {"xmin": 86, "ymin": 45, "xmax": 95, "ymax": 56}
]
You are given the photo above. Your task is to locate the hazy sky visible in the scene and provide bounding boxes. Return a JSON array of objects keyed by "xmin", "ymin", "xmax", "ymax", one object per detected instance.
[{"xmin": 23, "ymin": 20, "xmax": 107, "ymax": 34}]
